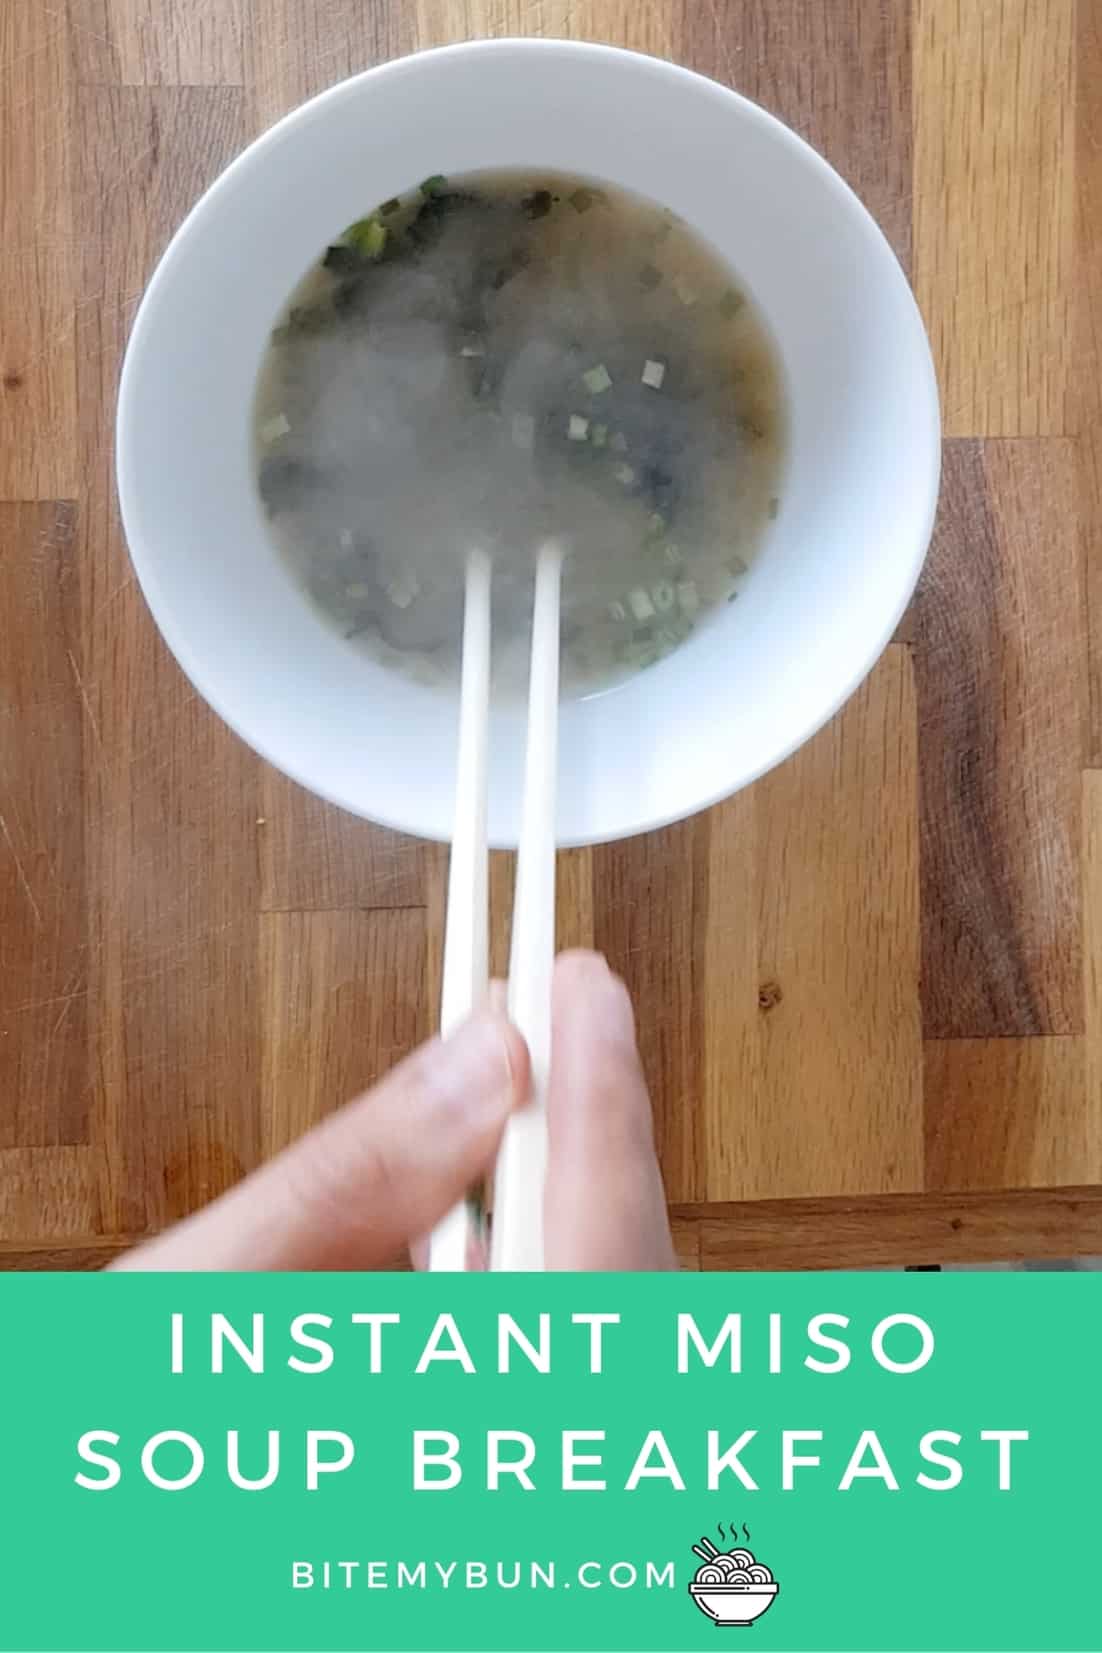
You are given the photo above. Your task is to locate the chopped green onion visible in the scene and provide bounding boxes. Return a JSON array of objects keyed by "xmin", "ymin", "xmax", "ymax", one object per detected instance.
[
  {"xmin": 728, "ymin": 555, "xmax": 748, "ymax": 575},
  {"xmin": 719, "ymin": 287, "xmax": 744, "ymax": 319},
  {"xmin": 641, "ymin": 358, "xmax": 666, "ymax": 389},
  {"xmin": 591, "ymin": 422, "xmax": 608, "ymax": 448},
  {"xmin": 610, "ymin": 431, "xmax": 629, "ymax": 453},
  {"xmin": 652, "ymin": 580, "xmax": 675, "ymax": 614},
  {"xmin": 380, "ymin": 196, "xmax": 402, "ymax": 216},
  {"xmin": 568, "ymin": 414, "xmax": 590, "ymax": 441},
  {"xmin": 628, "ymin": 586, "xmax": 655, "ymax": 621},
  {"xmin": 620, "ymin": 642, "xmax": 659, "ymax": 671},
  {"xmin": 260, "ymin": 412, "xmax": 291, "ymax": 444},
  {"xmin": 676, "ymin": 579, "xmax": 699, "ymax": 616},
  {"xmin": 582, "ymin": 363, "xmax": 612, "ymax": 394},
  {"xmin": 638, "ymin": 262, "xmax": 662, "ymax": 290},
  {"xmin": 419, "ymin": 174, "xmax": 447, "ymax": 197},
  {"xmin": 347, "ymin": 215, "xmax": 387, "ymax": 257},
  {"xmin": 569, "ymin": 187, "xmax": 597, "ymax": 213},
  {"xmin": 664, "ymin": 542, "xmax": 684, "ymax": 566},
  {"xmin": 512, "ymin": 412, "xmax": 535, "ymax": 449},
  {"xmin": 386, "ymin": 570, "xmax": 419, "ymax": 608},
  {"xmin": 613, "ymin": 462, "xmax": 636, "ymax": 487},
  {"xmin": 608, "ymin": 600, "xmax": 627, "ymax": 622}
]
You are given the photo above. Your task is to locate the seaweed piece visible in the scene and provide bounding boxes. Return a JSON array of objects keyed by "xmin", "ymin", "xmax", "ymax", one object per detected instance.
[
  {"xmin": 322, "ymin": 242, "xmax": 362, "ymax": 274},
  {"xmin": 419, "ymin": 174, "xmax": 447, "ymax": 197},
  {"xmin": 283, "ymin": 304, "xmax": 332, "ymax": 336},
  {"xmin": 522, "ymin": 188, "xmax": 553, "ymax": 220},
  {"xmin": 406, "ymin": 188, "xmax": 476, "ymax": 252},
  {"xmin": 332, "ymin": 276, "xmax": 372, "ymax": 317},
  {"xmin": 258, "ymin": 457, "xmax": 329, "ymax": 514},
  {"xmin": 638, "ymin": 460, "xmax": 678, "ymax": 514}
]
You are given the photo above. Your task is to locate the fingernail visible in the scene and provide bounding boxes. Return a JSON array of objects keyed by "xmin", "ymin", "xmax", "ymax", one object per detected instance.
[
  {"xmin": 439, "ymin": 1011, "xmax": 523, "ymax": 1121},
  {"xmin": 488, "ymin": 979, "xmax": 508, "ymax": 1015},
  {"xmin": 592, "ymin": 970, "xmax": 636, "ymax": 1045}
]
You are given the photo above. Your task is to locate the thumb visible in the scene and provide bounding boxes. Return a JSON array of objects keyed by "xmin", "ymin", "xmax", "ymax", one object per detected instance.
[
  {"xmin": 114, "ymin": 1010, "xmax": 528, "ymax": 1270},
  {"xmin": 543, "ymin": 951, "xmax": 676, "ymax": 1270}
]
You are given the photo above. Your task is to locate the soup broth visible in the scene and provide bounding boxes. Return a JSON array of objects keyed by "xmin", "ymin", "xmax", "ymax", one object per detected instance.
[{"xmin": 254, "ymin": 170, "xmax": 786, "ymax": 696}]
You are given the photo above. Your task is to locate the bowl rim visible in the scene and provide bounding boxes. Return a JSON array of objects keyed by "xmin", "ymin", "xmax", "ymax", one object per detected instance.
[
  {"xmin": 116, "ymin": 35, "xmax": 940, "ymax": 847},
  {"xmin": 690, "ymin": 1581, "xmax": 779, "ymax": 1595}
]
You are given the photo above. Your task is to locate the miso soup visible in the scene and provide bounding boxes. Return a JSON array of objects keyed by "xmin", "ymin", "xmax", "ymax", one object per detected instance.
[{"xmin": 254, "ymin": 170, "xmax": 786, "ymax": 696}]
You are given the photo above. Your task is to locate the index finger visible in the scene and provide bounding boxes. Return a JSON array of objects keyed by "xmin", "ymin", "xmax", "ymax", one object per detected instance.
[{"xmin": 114, "ymin": 1010, "xmax": 529, "ymax": 1271}]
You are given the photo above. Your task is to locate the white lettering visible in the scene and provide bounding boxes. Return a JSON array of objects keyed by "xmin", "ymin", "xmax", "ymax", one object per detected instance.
[
  {"xmin": 75, "ymin": 1431, "xmax": 121, "ymax": 1490},
  {"xmin": 708, "ymin": 1429, "xmax": 759, "ymax": 1490},
  {"xmin": 306, "ymin": 1431, "xmax": 354, "ymax": 1490},
  {"xmin": 625, "ymin": 1430, "xmax": 685, "ymax": 1491},
  {"xmin": 414, "ymin": 1431, "xmax": 461, "ymax": 1489},
  {"xmin": 288, "ymin": 1314, "xmax": 334, "ymax": 1373}
]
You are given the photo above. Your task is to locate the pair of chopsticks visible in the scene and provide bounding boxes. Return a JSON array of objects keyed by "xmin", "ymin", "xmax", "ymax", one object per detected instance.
[{"xmin": 428, "ymin": 543, "xmax": 562, "ymax": 1272}]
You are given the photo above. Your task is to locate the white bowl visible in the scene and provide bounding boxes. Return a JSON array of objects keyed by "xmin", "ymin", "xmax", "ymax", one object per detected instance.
[
  {"xmin": 689, "ymin": 1581, "xmax": 780, "ymax": 1626},
  {"xmin": 116, "ymin": 39, "xmax": 939, "ymax": 848}
]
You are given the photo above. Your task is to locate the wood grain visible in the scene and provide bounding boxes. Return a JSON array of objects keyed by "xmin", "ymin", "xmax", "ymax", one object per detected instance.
[
  {"xmin": 925, "ymin": 1036, "xmax": 1092, "ymax": 1192},
  {"xmin": 0, "ymin": 504, "xmax": 88, "ymax": 1149},
  {"xmin": 248, "ymin": 0, "xmax": 409, "ymax": 129},
  {"xmin": 693, "ymin": 1185, "xmax": 1102, "ymax": 1270},
  {"xmin": 259, "ymin": 767, "xmax": 430, "ymax": 911},
  {"xmin": 410, "ymin": 0, "xmax": 674, "ymax": 58},
  {"xmin": 594, "ymin": 815, "xmax": 711, "ymax": 1202},
  {"xmin": 1076, "ymin": 0, "xmax": 1102, "ymax": 766},
  {"xmin": 914, "ymin": 440, "xmax": 1084, "ymax": 1037},
  {"xmin": 0, "ymin": 1148, "xmax": 99, "ymax": 1242},
  {"xmin": 914, "ymin": 0, "xmax": 1073, "ymax": 437},
  {"xmin": 71, "ymin": 0, "xmax": 244, "ymax": 86},
  {"xmin": 0, "ymin": 1241, "xmax": 127, "ymax": 1271},
  {"xmin": 74, "ymin": 88, "xmax": 261, "ymax": 1236},
  {"xmin": 749, "ymin": 645, "xmax": 923, "ymax": 1198},
  {"xmin": 0, "ymin": 3, "xmax": 75, "ymax": 498},
  {"xmin": 1085, "ymin": 774, "xmax": 1102, "ymax": 1135},
  {"xmin": 261, "ymin": 909, "xmax": 427, "ymax": 1152},
  {"xmin": 0, "ymin": 0, "xmax": 1097, "ymax": 1268},
  {"xmin": 681, "ymin": 0, "xmax": 911, "ymax": 268}
]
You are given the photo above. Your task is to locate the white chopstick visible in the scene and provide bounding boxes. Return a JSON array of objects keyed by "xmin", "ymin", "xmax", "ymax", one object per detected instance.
[
  {"xmin": 428, "ymin": 548, "xmax": 492, "ymax": 1272},
  {"xmin": 490, "ymin": 540, "xmax": 563, "ymax": 1271}
]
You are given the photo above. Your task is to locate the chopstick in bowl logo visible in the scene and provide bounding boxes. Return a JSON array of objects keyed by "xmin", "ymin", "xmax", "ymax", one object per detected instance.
[{"xmin": 688, "ymin": 1523, "xmax": 780, "ymax": 1628}]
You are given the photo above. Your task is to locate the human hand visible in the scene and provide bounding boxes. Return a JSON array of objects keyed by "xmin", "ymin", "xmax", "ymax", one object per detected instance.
[{"xmin": 113, "ymin": 950, "xmax": 676, "ymax": 1271}]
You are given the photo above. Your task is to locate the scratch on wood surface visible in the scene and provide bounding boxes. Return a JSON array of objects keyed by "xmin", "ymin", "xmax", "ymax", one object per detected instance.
[
  {"xmin": 0, "ymin": 811, "xmax": 42, "ymax": 927},
  {"xmin": 705, "ymin": 0, "xmax": 738, "ymax": 88},
  {"xmin": 5, "ymin": 989, "xmax": 88, "ymax": 1017},
  {"xmin": 66, "ymin": 648, "xmax": 102, "ymax": 752}
]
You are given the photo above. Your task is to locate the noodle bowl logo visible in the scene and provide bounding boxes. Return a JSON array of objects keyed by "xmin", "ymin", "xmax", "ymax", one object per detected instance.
[{"xmin": 688, "ymin": 1523, "xmax": 780, "ymax": 1628}]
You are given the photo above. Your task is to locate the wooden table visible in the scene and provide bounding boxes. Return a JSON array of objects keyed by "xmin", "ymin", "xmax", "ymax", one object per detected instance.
[{"xmin": 2, "ymin": 0, "xmax": 1100, "ymax": 1271}]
